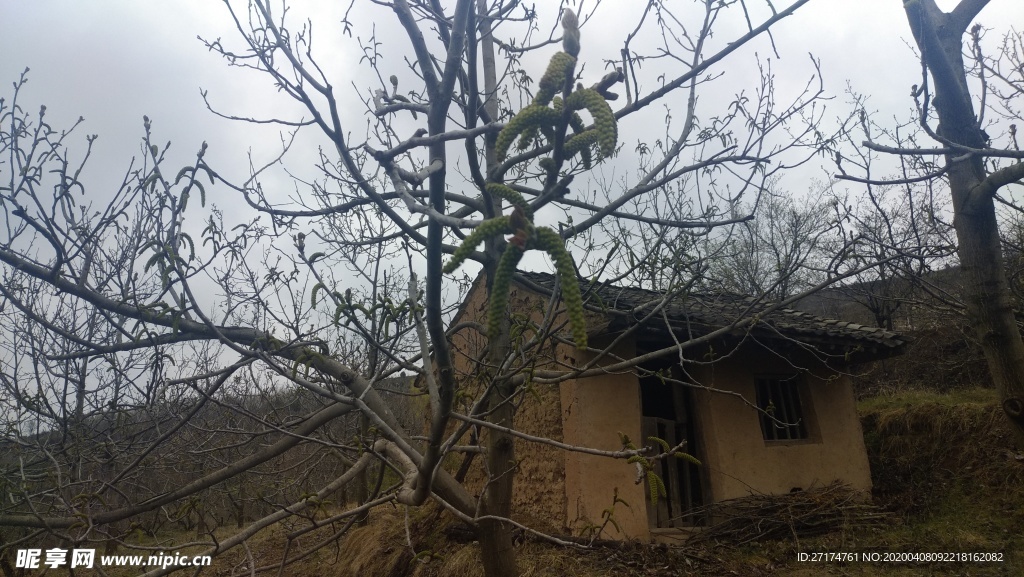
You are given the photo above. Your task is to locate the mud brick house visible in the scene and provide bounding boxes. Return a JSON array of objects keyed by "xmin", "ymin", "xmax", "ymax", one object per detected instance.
[{"xmin": 447, "ymin": 271, "xmax": 907, "ymax": 541}]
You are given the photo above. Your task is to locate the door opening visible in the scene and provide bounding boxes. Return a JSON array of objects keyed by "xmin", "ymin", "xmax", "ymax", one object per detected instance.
[{"xmin": 639, "ymin": 363, "xmax": 704, "ymax": 528}]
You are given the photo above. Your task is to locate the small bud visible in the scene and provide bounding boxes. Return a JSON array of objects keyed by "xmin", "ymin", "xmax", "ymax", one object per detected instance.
[
  {"xmin": 561, "ymin": 8, "xmax": 578, "ymax": 31},
  {"xmin": 561, "ymin": 9, "xmax": 581, "ymax": 56}
]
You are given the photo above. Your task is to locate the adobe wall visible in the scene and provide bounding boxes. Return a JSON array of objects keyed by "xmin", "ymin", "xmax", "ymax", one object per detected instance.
[
  {"xmin": 689, "ymin": 344, "xmax": 872, "ymax": 502},
  {"xmin": 560, "ymin": 339, "xmax": 650, "ymax": 540},
  {"xmin": 446, "ymin": 278, "xmax": 571, "ymax": 533}
]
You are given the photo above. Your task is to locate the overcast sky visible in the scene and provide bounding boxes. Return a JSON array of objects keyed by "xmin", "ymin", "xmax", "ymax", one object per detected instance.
[{"xmin": 1, "ymin": 0, "xmax": 1021, "ymax": 230}]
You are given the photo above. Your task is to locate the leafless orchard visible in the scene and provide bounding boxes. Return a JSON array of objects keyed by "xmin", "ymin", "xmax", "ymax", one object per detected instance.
[{"xmin": 1, "ymin": 1, "xmax": 1022, "ymax": 576}]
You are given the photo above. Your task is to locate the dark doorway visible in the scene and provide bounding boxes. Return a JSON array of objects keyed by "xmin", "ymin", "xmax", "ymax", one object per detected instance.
[{"xmin": 639, "ymin": 362, "xmax": 704, "ymax": 528}]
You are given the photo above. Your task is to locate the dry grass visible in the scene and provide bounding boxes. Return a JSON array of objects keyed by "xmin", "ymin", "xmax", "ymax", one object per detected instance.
[{"xmin": 860, "ymin": 388, "xmax": 1022, "ymax": 513}]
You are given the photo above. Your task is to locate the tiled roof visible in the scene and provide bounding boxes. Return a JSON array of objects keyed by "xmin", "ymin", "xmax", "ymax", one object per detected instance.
[{"xmin": 513, "ymin": 271, "xmax": 907, "ymax": 359}]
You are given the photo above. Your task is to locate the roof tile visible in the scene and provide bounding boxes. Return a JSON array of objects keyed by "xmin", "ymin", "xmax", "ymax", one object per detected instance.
[{"xmin": 513, "ymin": 271, "xmax": 907, "ymax": 353}]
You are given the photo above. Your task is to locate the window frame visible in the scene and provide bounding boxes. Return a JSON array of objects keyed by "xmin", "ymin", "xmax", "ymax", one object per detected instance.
[{"xmin": 755, "ymin": 375, "xmax": 815, "ymax": 443}]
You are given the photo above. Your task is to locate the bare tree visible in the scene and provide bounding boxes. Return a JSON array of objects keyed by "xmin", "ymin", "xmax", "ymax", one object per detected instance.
[
  {"xmin": 827, "ymin": 177, "xmax": 958, "ymax": 330},
  {"xmin": 837, "ymin": 0, "xmax": 1024, "ymax": 442},
  {"xmin": 0, "ymin": 1, "xmax": 854, "ymax": 574},
  {"xmin": 707, "ymin": 179, "xmax": 839, "ymax": 301}
]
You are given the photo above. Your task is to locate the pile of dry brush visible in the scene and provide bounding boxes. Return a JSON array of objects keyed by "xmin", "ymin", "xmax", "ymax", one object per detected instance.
[{"xmin": 685, "ymin": 482, "xmax": 890, "ymax": 545}]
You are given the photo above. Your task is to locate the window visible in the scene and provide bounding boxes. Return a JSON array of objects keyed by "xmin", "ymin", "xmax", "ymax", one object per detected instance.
[{"xmin": 755, "ymin": 376, "xmax": 808, "ymax": 441}]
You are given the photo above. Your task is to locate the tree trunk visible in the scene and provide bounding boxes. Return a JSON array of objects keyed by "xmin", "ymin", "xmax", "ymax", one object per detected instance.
[
  {"xmin": 478, "ymin": 375, "xmax": 518, "ymax": 577},
  {"xmin": 474, "ymin": 2, "xmax": 518, "ymax": 575},
  {"xmin": 354, "ymin": 413, "xmax": 370, "ymax": 526},
  {"xmin": 904, "ymin": 0, "xmax": 1024, "ymax": 445}
]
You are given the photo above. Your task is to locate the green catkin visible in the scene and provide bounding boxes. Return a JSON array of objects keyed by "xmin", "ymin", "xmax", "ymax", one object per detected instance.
[
  {"xmin": 647, "ymin": 470, "xmax": 666, "ymax": 505},
  {"xmin": 567, "ymin": 88, "xmax": 617, "ymax": 159},
  {"xmin": 534, "ymin": 227, "xmax": 587, "ymax": 349},
  {"xmin": 568, "ymin": 110, "xmax": 585, "ymax": 133},
  {"xmin": 538, "ymin": 157, "xmax": 557, "ymax": 178},
  {"xmin": 535, "ymin": 96, "xmax": 597, "ymax": 168},
  {"xmin": 448, "ymin": 10, "xmax": 619, "ymax": 351},
  {"xmin": 443, "ymin": 216, "xmax": 511, "ymax": 274},
  {"xmin": 534, "ymin": 52, "xmax": 576, "ymax": 106},
  {"xmin": 496, "ymin": 105, "xmax": 560, "ymax": 161},
  {"xmin": 578, "ymin": 140, "xmax": 593, "ymax": 169},
  {"xmin": 485, "ymin": 183, "xmax": 532, "ymax": 220},
  {"xmin": 516, "ymin": 124, "xmax": 539, "ymax": 151},
  {"xmin": 488, "ymin": 245, "xmax": 525, "ymax": 341},
  {"xmin": 567, "ymin": 111, "xmax": 592, "ymax": 168},
  {"xmin": 538, "ymin": 123, "xmax": 556, "ymax": 145},
  {"xmin": 564, "ymin": 130, "xmax": 600, "ymax": 158}
]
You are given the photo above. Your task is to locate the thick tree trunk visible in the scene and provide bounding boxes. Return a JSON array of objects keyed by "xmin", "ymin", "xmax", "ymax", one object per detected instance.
[
  {"xmin": 475, "ymin": 2, "xmax": 518, "ymax": 575},
  {"xmin": 904, "ymin": 0, "xmax": 1024, "ymax": 445},
  {"xmin": 478, "ymin": 375, "xmax": 518, "ymax": 577}
]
